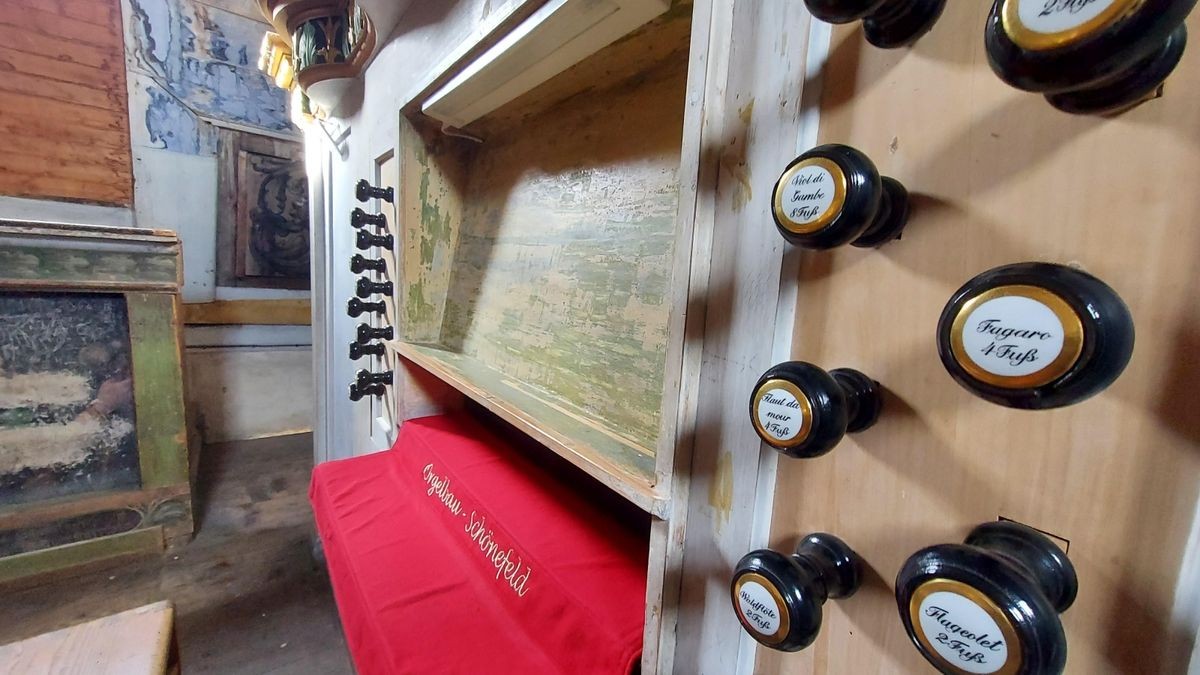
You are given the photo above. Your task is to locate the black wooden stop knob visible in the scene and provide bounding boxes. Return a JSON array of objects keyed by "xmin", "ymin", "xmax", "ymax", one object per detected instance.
[
  {"xmin": 349, "ymin": 341, "xmax": 385, "ymax": 361},
  {"xmin": 937, "ymin": 262, "xmax": 1134, "ymax": 410},
  {"xmin": 772, "ymin": 144, "xmax": 909, "ymax": 250},
  {"xmin": 750, "ymin": 362, "xmax": 883, "ymax": 458},
  {"xmin": 351, "ymin": 207, "xmax": 388, "ymax": 230},
  {"xmin": 731, "ymin": 533, "xmax": 863, "ymax": 652},
  {"xmin": 897, "ymin": 521, "xmax": 1077, "ymax": 675},
  {"xmin": 350, "ymin": 254, "xmax": 387, "ymax": 275},
  {"xmin": 805, "ymin": 0, "xmax": 946, "ymax": 48},
  {"xmin": 357, "ymin": 323, "xmax": 393, "ymax": 343},
  {"xmin": 356, "ymin": 230, "xmax": 394, "ymax": 252},
  {"xmin": 347, "ymin": 298, "xmax": 385, "ymax": 318},
  {"xmin": 356, "ymin": 369, "xmax": 393, "ymax": 388},
  {"xmin": 356, "ymin": 277, "xmax": 393, "ymax": 299},
  {"xmin": 356, "ymin": 179, "xmax": 394, "ymax": 204},
  {"xmin": 986, "ymin": 0, "xmax": 1195, "ymax": 114},
  {"xmin": 349, "ymin": 382, "xmax": 386, "ymax": 401}
]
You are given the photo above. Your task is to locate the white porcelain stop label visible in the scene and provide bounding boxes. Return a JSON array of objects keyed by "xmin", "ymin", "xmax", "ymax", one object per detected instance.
[
  {"xmin": 782, "ymin": 165, "xmax": 838, "ymax": 226},
  {"xmin": 1014, "ymin": 0, "xmax": 1122, "ymax": 35},
  {"xmin": 960, "ymin": 295, "xmax": 1066, "ymax": 379},
  {"xmin": 917, "ymin": 591, "xmax": 1011, "ymax": 674},
  {"xmin": 736, "ymin": 580, "xmax": 783, "ymax": 638},
  {"xmin": 756, "ymin": 386, "xmax": 805, "ymax": 443}
]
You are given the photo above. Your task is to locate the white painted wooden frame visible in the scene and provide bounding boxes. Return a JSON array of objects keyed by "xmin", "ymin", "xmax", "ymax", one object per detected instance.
[
  {"xmin": 672, "ymin": 1, "xmax": 824, "ymax": 673},
  {"xmin": 421, "ymin": 0, "xmax": 670, "ymax": 128}
]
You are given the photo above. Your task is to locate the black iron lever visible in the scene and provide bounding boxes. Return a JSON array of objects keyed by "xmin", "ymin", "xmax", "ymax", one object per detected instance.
[
  {"xmin": 347, "ymin": 298, "xmax": 385, "ymax": 318},
  {"xmin": 351, "ymin": 207, "xmax": 388, "ymax": 230},
  {"xmin": 356, "ymin": 277, "xmax": 393, "ymax": 299},
  {"xmin": 356, "ymin": 230, "xmax": 394, "ymax": 251},
  {"xmin": 357, "ymin": 324, "xmax": 393, "ymax": 343},
  {"xmin": 356, "ymin": 369, "xmax": 393, "ymax": 388},
  {"xmin": 356, "ymin": 179, "xmax": 394, "ymax": 204},
  {"xmin": 349, "ymin": 381, "xmax": 386, "ymax": 401},
  {"xmin": 350, "ymin": 254, "xmax": 387, "ymax": 275},
  {"xmin": 349, "ymin": 341, "xmax": 386, "ymax": 361}
]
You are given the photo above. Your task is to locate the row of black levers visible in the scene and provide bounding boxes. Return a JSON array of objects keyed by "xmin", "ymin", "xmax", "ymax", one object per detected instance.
[{"xmin": 348, "ymin": 179, "xmax": 394, "ymax": 402}]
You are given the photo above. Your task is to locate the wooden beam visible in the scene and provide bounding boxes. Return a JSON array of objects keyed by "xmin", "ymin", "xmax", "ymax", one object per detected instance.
[
  {"xmin": 182, "ymin": 300, "xmax": 313, "ymax": 326},
  {"xmin": 0, "ymin": 527, "xmax": 163, "ymax": 585}
]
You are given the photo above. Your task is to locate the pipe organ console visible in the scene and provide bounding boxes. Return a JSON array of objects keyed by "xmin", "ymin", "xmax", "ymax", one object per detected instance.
[{"xmin": 304, "ymin": 2, "xmax": 1195, "ymax": 671}]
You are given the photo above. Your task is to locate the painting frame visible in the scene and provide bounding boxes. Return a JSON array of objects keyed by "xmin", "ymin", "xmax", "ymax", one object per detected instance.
[
  {"xmin": 0, "ymin": 220, "xmax": 193, "ymax": 580},
  {"xmin": 216, "ymin": 128, "xmax": 310, "ymax": 290}
]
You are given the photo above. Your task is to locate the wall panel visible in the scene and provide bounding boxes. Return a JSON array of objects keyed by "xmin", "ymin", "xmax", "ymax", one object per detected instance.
[
  {"xmin": 757, "ymin": 7, "xmax": 1200, "ymax": 674},
  {"xmin": 0, "ymin": 0, "xmax": 133, "ymax": 206}
]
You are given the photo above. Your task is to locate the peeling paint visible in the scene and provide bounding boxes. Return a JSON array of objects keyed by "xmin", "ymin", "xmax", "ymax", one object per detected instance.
[
  {"xmin": 709, "ymin": 452, "xmax": 733, "ymax": 533},
  {"xmin": 400, "ymin": 44, "xmax": 687, "ymax": 452},
  {"xmin": 738, "ymin": 99, "xmax": 755, "ymax": 125},
  {"xmin": 124, "ymin": 0, "xmax": 293, "ymax": 156}
]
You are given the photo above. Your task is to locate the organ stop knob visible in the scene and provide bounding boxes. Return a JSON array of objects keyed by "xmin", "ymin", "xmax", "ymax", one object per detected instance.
[
  {"xmin": 804, "ymin": 0, "xmax": 946, "ymax": 48},
  {"xmin": 732, "ymin": 533, "xmax": 864, "ymax": 652},
  {"xmin": 896, "ymin": 521, "xmax": 1077, "ymax": 674},
  {"xmin": 772, "ymin": 144, "xmax": 909, "ymax": 250},
  {"xmin": 750, "ymin": 361, "xmax": 883, "ymax": 458}
]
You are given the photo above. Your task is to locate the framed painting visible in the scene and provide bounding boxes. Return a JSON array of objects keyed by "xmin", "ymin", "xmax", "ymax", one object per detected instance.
[
  {"xmin": 0, "ymin": 292, "xmax": 140, "ymax": 508},
  {"xmin": 0, "ymin": 221, "xmax": 192, "ymax": 580},
  {"xmin": 216, "ymin": 128, "xmax": 310, "ymax": 290}
]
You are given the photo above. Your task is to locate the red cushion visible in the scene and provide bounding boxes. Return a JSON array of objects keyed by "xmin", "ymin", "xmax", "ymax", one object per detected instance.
[{"xmin": 310, "ymin": 414, "xmax": 647, "ymax": 675}]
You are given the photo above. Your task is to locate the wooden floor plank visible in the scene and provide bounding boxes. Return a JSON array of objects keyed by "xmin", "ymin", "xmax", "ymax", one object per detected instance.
[{"xmin": 0, "ymin": 434, "xmax": 353, "ymax": 674}]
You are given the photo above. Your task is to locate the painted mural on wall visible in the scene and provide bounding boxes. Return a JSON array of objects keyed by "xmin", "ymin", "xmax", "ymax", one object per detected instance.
[
  {"xmin": 0, "ymin": 293, "xmax": 141, "ymax": 508},
  {"xmin": 123, "ymin": 0, "xmax": 294, "ymax": 156},
  {"xmin": 238, "ymin": 151, "xmax": 310, "ymax": 283}
]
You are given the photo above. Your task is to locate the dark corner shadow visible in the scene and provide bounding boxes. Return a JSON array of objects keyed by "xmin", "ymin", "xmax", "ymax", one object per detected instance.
[
  {"xmin": 909, "ymin": 8, "xmax": 983, "ymax": 68},
  {"xmin": 876, "ymin": 192, "xmax": 1030, "ymax": 288},
  {"xmin": 916, "ymin": 96, "xmax": 1103, "ymax": 193},
  {"xmin": 1153, "ymin": 310, "xmax": 1200, "ymax": 447},
  {"xmin": 856, "ymin": 379, "xmax": 1004, "ymax": 509},
  {"xmin": 381, "ymin": 0, "xmax": 461, "ymax": 39},
  {"xmin": 330, "ymin": 79, "xmax": 365, "ymax": 119},
  {"xmin": 831, "ymin": 545, "xmax": 903, "ymax": 656},
  {"xmin": 432, "ymin": 50, "xmax": 688, "ymax": 348}
]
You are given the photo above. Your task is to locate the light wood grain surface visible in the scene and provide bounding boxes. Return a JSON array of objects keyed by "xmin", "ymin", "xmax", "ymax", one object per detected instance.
[
  {"xmin": 0, "ymin": 0, "xmax": 133, "ymax": 206},
  {"xmin": 0, "ymin": 601, "xmax": 174, "ymax": 675},
  {"xmin": 758, "ymin": 8, "xmax": 1200, "ymax": 674}
]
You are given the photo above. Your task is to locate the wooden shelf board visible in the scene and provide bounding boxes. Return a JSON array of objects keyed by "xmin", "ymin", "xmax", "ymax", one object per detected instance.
[{"xmin": 389, "ymin": 341, "xmax": 666, "ymax": 517}]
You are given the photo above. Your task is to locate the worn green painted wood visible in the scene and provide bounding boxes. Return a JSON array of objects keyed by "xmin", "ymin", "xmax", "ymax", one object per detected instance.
[
  {"xmin": 402, "ymin": 44, "xmax": 688, "ymax": 453},
  {"xmin": 404, "ymin": 343, "xmax": 656, "ymax": 479},
  {"xmin": 399, "ymin": 120, "xmax": 465, "ymax": 344},
  {"xmin": 126, "ymin": 293, "xmax": 189, "ymax": 489},
  {"xmin": 0, "ymin": 245, "xmax": 178, "ymax": 289},
  {"xmin": 0, "ymin": 526, "xmax": 162, "ymax": 583}
]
